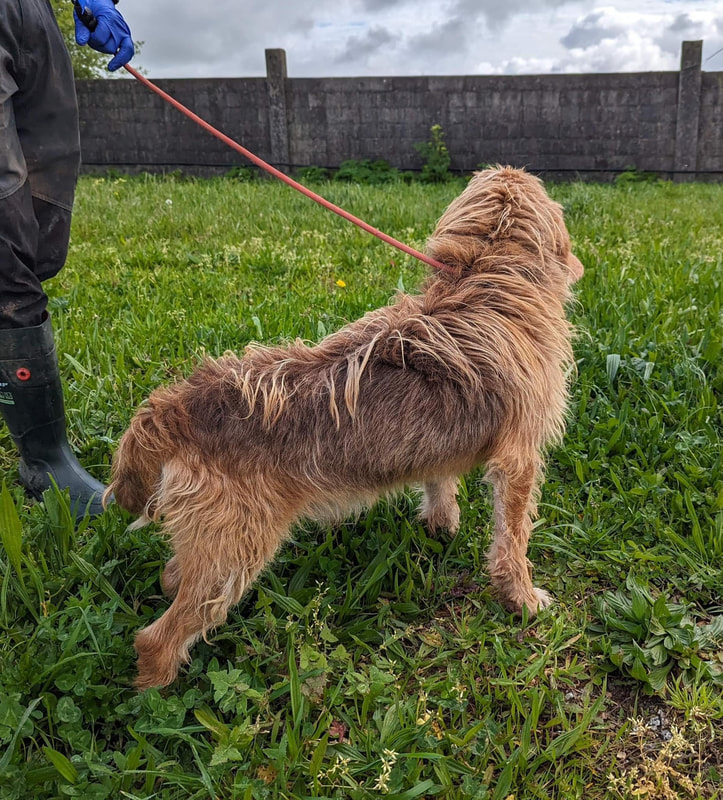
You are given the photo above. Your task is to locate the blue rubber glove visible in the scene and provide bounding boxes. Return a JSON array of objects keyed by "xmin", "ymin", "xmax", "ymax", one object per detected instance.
[{"xmin": 74, "ymin": 0, "xmax": 134, "ymax": 72}]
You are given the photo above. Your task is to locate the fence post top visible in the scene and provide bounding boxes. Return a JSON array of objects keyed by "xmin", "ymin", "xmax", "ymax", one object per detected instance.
[
  {"xmin": 680, "ymin": 40, "xmax": 703, "ymax": 71},
  {"xmin": 265, "ymin": 49, "xmax": 288, "ymax": 80}
]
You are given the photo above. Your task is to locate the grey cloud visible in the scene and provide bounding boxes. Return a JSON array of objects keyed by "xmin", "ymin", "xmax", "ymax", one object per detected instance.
[
  {"xmin": 451, "ymin": 0, "xmax": 578, "ymax": 29},
  {"xmin": 335, "ymin": 26, "xmax": 395, "ymax": 64},
  {"xmin": 122, "ymin": 0, "xmax": 720, "ymax": 80},
  {"xmin": 360, "ymin": 0, "xmax": 408, "ymax": 10},
  {"xmin": 403, "ymin": 0, "xmax": 577, "ymax": 66},
  {"xmin": 668, "ymin": 13, "xmax": 696, "ymax": 33},
  {"xmin": 405, "ymin": 18, "xmax": 471, "ymax": 55},
  {"xmin": 125, "ymin": 0, "xmax": 328, "ymax": 76},
  {"xmin": 655, "ymin": 12, "xmax": 721, "ymax": 56},
  {"xmin": 560, "ymin": 10, "xmax": 626, "ymax": 50}
]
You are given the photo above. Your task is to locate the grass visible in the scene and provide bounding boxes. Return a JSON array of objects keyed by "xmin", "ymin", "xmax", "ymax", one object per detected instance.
[{"xmin": 0, "ymin": 173, "xmax": 722, "ymax": 799}]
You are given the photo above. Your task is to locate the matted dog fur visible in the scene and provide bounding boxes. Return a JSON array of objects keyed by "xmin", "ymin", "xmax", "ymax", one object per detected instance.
[{"xmin": 107, "ymin": 166, "xmax": 584, "ymax": 689}]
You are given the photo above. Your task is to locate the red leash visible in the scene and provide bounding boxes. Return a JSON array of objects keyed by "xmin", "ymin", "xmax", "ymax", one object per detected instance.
[{"xmin": 122, "ymin": 65, "xmax": 452, "ymax": 275}]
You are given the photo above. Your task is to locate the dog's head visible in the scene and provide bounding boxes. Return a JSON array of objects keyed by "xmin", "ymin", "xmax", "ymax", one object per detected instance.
[{"xmin": 427, "ymin": 166, "xmax": 583, "ymax": 287}]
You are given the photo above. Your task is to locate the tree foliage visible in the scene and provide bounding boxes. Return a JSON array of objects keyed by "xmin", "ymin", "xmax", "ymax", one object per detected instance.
[
  {"xmin": 50, "ymin": 0, "xmax": 141, "ymax": 78},
  {"xmin": 50, "ymin": 0, "xmax": 107, "ymax": 78}
]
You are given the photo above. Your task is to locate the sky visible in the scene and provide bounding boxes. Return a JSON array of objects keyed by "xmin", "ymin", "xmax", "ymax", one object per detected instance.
[{"xmin": 120, "ymin": 1, "xmax": 723, "ymax": 78}]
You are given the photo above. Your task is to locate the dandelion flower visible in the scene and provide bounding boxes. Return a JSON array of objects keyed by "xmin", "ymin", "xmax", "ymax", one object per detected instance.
[{"xmin": 336, "ymin": 279, "xmax": 346, "ymax": 288}]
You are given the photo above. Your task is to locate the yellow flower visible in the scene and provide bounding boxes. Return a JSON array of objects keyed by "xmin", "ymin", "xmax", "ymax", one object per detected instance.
[{"xmin": 336, "ymin": 279, "xmax": 346, "ymax": 288}]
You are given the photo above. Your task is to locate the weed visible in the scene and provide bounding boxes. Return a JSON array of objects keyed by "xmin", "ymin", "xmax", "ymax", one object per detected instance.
[
  {"xmin": 415, "ymin": 124, "xmax": 452, "ymax": 183},
  {"xmin": 607, "ymin": 717, "xmax": 715, "ymax": 799},
  {"xmin": 590, "ymin": 575, "xmax": 723, "ymax": 692}
]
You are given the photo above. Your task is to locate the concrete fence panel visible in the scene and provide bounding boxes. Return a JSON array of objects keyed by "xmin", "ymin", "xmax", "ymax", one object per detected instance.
[{"xmin": 76, "ymin": 41, "xmax": 720, "ymax": 180}]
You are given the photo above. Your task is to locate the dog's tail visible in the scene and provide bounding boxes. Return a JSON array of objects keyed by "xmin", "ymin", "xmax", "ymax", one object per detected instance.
[{"xmin": 104, "ymin": 389, "xmax": 177, "ymax": 522}]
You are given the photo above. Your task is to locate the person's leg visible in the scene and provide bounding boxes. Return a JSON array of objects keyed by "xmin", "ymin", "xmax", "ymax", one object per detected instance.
[
  {"xmin": 14, "ymin": 0, "xmax": 81, "ymax": 283},
  {"xmin": 0, "ymin": 0, "xmax": 46, "ymax": 329},
  {"xmin": 0, "ymin": 0, "xmax": 105, "ymax": 517},
  {"xmin": 0, "ymin": 182, "xmax": 46, "ymax": 329}
]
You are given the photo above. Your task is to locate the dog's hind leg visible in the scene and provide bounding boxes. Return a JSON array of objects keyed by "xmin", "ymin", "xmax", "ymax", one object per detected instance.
[
  {"xmin": 133, "ymin": 460, "xmax": 297, "ymax": 689},
  {"xmin": 485, "ymin": 456, "xmax": 552, "ymax": 616},
  {"xmin": 419, "ymin": 477, "xmax": 460, "ymax": 535}
]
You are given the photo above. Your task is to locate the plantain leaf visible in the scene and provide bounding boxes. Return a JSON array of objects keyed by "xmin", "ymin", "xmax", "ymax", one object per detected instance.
[{"xmin": 43, "ymin": 746, "xmax": 78, "ymax": 784}]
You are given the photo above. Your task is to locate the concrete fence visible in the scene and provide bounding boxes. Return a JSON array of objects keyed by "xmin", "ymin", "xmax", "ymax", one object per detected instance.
[{"xmin": 77, "ymin": 41, "xmax": 722, "ymax": 180}]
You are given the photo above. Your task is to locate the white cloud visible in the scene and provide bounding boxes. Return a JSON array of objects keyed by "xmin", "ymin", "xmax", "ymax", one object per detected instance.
[{"xmin": 480, "ymin": 5, "xmax": 723, "ymax": 74}]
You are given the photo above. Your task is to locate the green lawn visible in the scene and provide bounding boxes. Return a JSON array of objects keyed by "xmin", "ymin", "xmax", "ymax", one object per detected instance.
[{"xmin": 1, "ymin": 175, "xmax": 721, "ymax": 799}]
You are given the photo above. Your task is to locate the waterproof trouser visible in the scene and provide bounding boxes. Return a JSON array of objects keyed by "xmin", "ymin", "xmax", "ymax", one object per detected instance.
[{"xmin": 0, "ymin": 0, "xmax": 80, "ymax": 329}]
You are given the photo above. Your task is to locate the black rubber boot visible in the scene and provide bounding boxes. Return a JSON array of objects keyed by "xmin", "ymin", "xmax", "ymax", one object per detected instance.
[{"xmin": 0, "ymin": 316, "xmax": 106, "ymax": 519}]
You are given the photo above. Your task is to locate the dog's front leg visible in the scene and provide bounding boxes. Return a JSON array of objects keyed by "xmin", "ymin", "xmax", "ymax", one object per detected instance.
[
  {"xmin": 132, "ymin": 460, "xmax": 297, "ymax": 689},
  {"xmin": 486, "ymin": 459, "xmax": 552, "ymax": 615},
  {"xmin": 419, "ymin": 477, "xmax": 460, "ymax": 535}
]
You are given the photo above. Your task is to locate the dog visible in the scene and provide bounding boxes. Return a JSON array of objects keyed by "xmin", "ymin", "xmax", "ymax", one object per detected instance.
[{"xmin": 106, "ymin": 166, "xmax": 584, "ymax": 689}]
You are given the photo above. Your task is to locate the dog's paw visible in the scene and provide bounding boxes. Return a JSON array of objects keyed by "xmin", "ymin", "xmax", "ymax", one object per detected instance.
[
  {"xmin": 515, "ymin": 587, "xmax": 554, "ymax": 617},
  {"xmin": 498, "ymin": 586, "xmax": 554, "ymax": 617},
  {"xmin": 419, "ymin": 480, "xmax": 460, "ymax": 537},
  {"xmin": 134, "ymin": 627, "xmax": 181, "ymax": 690},
  {"xmin": 134, "ymin": 655, "xmax": 179, "ymax": 692},
  {"xmin": 419, "ymin": 500, "xmax": 460, "ymax": 537},
  {"xmin": 530, "ymin": 587, "xmax": 553, "ymax": 612},
  {"xmin": 420, "ymin": 511, "xmax": 460, "ymax": 537}
]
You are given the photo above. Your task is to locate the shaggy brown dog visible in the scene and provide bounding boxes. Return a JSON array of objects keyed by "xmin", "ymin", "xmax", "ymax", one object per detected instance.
[{"xmin": 107, "ymin": 166, "xmax": 583, "ymax": 689}]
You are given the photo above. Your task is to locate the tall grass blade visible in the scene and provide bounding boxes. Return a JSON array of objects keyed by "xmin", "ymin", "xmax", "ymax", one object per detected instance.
[{"xmin": 0, "ymin": 480, "xmax": 24, "ymax": 586}]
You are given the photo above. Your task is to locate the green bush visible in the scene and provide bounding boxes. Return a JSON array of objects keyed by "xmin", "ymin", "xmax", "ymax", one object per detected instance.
[
  {"xmin": 614, "ymin": 166, "xmax": 662, "ymax": 185},
  {"xmin": 225, "ymin": 165, "xmax": 258, "ymax": 181},
  {"xmin": 334, "ymin": 159, "xmax": 400, "ymax": 184},
  {"xmin": 296, "ymin": 165, "xmax": 330, "ymax": 182}
]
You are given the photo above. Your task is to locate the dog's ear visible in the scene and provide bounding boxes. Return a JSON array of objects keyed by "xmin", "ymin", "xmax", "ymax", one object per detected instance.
[
  {"xmin": 108, "ymin": 402, "xmax": 171, "ymax": 515},
  {"xmin": 567, "ymin": 252, "xmax": 584, "ymax": 283}
]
